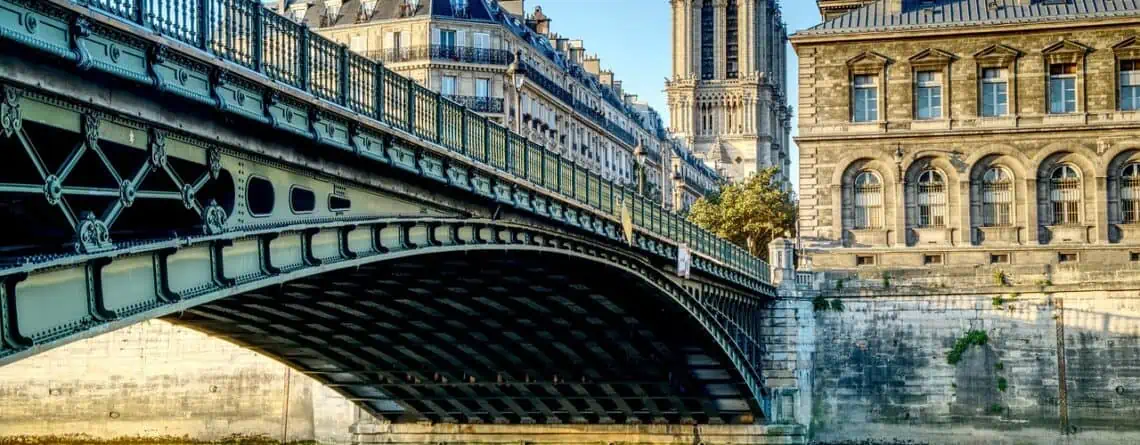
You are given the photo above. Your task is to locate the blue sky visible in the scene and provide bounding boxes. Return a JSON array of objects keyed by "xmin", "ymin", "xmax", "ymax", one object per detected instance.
[{"xmin": 528, "ymin": 0, "xmax": 820, "ymax": 192}]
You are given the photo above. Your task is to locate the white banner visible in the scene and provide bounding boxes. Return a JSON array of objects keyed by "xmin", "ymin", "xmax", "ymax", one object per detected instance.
[{"xmin": 677, "ymin": 245, "xmax": 692, "ymax": 279}]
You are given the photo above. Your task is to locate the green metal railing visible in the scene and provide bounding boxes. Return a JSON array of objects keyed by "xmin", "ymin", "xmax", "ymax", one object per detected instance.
[{"xmin": 81, "ymin": 0, "xmax": 770, "ymax": 285}]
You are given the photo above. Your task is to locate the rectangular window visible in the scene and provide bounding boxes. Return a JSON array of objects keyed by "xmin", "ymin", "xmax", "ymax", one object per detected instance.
[
  {"xmin": 856, "ymin": 255, "xmax": 876, "ymax": 266},
  {"xmin": 473, "ymin": 32, "xmax": 490, "ymax": 50},
  {"xmin": 853, "ymin": 74, "xmax": 878, "ymax": 122},
  {"xmin": 440, "ymin": 75, "xmax": 456, "ymax": 96},
  {"xmin": 1122, "ymin": 60, "xmax": 1140, "ymax": 111},
  {"xmin": 1049, "ymin": 63, "xmax": 1077, "ymax": 114},
  {"xmin": 475, "ymin": 78, "xmax": 490, "ymax": 98},
  {"xmin": 981, "ymin": 67, "xmax": 1009, "ymax": 117},
  {"xmin": 1058, "ymin": 252, "xmax": 1078, "ymax": 263},
  {"xmin": 1131, "ymin": 252, "xmax": 1140, "ymax": 262},
  {"xmin": 439, "ymin": 29, "xmax": 457, "ymax": 50},
  {"xmin": 989, "ymin": 254, "xmax": 1010, "ymax": 264},
  {"xmin": 923, "ymin": 254, "xmax": 944, "ymax": 265},
  {"xmin": 915, "ymin": 71, "xmax": 943, "ymax": 120}
]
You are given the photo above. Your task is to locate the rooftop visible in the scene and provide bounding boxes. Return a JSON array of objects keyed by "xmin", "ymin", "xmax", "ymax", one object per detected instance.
[{"xmin": 795, "ymin": 0, "xmax": 1140, "ymax": 37}]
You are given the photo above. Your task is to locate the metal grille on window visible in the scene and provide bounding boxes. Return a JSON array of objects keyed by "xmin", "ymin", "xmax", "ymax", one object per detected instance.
[
  {"xmin": 1050, "ymin": 164, "xmax": 1081, "ymax": 225},
  {"xmin": 917, "ymin": 170, "xmax": 946, "ymax": 227},
  {"xmin": 982, "ymin": 167, "xmax": 1013, "ymax": 227},
  {"xmin": 1124, "ymin": 164, "xmax": 1140, "ymax": 223},
  {"xmin": 854, "ymin": 172, "xmax": 883, "ymax": 230}
]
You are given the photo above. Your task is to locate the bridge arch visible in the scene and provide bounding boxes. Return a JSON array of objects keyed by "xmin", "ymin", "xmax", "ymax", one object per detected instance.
[{"xmin": 0, "ymin": 219, "xmax": 768, "ymax": 425}]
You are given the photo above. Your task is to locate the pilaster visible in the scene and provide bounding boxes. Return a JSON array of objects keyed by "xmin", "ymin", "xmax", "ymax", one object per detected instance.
[{"xmin": 713, "ymin": 0, "xmax": 727, "ymax": 80}]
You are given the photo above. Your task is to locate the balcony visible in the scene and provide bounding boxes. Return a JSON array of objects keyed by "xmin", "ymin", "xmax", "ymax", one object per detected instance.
[
  {"xmin": 444, "ymin": 95, "xmax": 504, "ymax": 113},
  {"xmin": 517, "ymin": 60, "xmax": 574, "ymax": 105},
  {"xmin": 367, "ymin": 45, "xmax": 514, "ymax": 66},
  {"xmin": 573, "ymin": 100, "xmax": 636, "ymax": 147}
]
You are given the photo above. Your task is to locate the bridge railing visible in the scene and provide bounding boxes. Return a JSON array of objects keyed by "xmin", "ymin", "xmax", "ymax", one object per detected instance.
[{"xmin": 78, "ymin": 0, "xmax": 770, "ymax": 285}]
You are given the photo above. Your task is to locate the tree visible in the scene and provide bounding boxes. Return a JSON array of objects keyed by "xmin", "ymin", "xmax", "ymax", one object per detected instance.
[{"xmin": 687, "ymin": 168, "xmax": 796, "ymax": 259}]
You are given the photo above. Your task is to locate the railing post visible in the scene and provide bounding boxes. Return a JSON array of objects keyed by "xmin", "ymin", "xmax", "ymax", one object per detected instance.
[
  {"xmin": 137, "ymin": 0, "xmax": 149, "ymax": 28},
  {"xmin": 299, "ymin": 26, "xmax": 311, "ymax": 92},
  {"xmin": 338, "ymin": 44, "xmax": 349, "ymax": 106},
  {"xmin": 252, "ymin": 5, "xmax": 263, "ymax": 73},
  {"xmin": 482, "ymin": 117, "xmax": 490, "ymax": 162},
  {"xmin": 198, "ymin": 0, "xmax": 211, "ymax": 51},
  {"xmin": 461, "ymin": 111, "xmax": 468, "ymax": 155},
  {"xmin": 435, "ymin": 95, "xmax": 443, "ymax": 143},
  {"xmin": 521, "ymin": 140, "xmax": 529, "ymax": 181},
  {"xmin": 406, "ymin": 78, "xmax": 415, "ymax": 133},
  {"xmin": 374, "ymin": 64, "xmax": 384, "ymax": 121}
]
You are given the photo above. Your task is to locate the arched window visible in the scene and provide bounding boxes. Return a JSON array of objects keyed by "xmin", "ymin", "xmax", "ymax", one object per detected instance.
[
  {"xmin": 854, "ymin": 172, "xmax": 883, "ymax": 229},
  {"xmin": 982, "ymin": 167, "xmax": 1013, "ymax": 227},
  {"xmin": 1124, "ymin": 164, "xmax": 1140, "ymax": 223},
  {"xmin": 1050, "ymin": 164, "xmax": 1081, "ymax": 225},
  {"xmin": 917, "ymin": 170, "xmax": 947, "ymax": 227}
]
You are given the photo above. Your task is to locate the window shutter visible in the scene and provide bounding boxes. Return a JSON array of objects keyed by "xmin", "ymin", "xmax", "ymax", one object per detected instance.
[
  {"xmin": 384, "ymin": 31, "xmax": 394, "ymax": 50},
  {"xmin": 457, "ymin": 30, "xmax": 467, "ymax": 47},
  {"xmin": 432, "ymin": 27, "xmax": 441, "ymax": 45}
]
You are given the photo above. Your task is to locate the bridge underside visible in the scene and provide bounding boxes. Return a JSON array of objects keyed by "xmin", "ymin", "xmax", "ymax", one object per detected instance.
[{"xmin": 170, "ymin": 250, "xmax": 757, "ymax": 425}]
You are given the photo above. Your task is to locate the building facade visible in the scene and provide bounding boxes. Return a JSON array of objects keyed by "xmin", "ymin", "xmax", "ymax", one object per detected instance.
[
  {"xmin": 271, "ymin": 0, "xmax": 722, "ymax": 212},
  {"xmin": 665, "ymin": 0, "xmax": 792, "ymax": 185},
  {"xmin": 791, "ymin": 0, "xmax": 1140, "ymax": 269}
]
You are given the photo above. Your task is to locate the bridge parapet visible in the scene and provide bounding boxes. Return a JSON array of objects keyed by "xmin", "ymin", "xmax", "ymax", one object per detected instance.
[{"xmin": 0, "ymin": 0, "xmax": 769, "ymax": 290}]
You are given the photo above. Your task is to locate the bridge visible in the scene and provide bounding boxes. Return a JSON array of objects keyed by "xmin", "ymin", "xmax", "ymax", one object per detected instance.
[{"xmin": 0, "ymin": 0, "xmax": 785, "ymax": 432}]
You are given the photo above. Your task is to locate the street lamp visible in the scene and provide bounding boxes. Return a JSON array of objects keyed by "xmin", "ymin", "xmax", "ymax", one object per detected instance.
[
  {"xmin": 506, "ymin": 50, "xmax": 525, "ymax": 135},
  {"xmin": 634, "ymin": 140, "xmax": 646, "ymax": 197}
]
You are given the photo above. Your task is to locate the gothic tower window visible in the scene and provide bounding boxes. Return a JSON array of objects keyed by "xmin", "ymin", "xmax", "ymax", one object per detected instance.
[
  {"xmin": 982, "ymin": 167, "xmax": 1013, "ymax": 227},
  {"xmin": 854, "ymin": 172, "xmax": 883, "ymax": 229},
  {"xmin": 701, "ymin": 1, "xmax": 715, "ymax": 80},
  {"xmin": 726, "ymin": 0, "xmax": 739, "ymax": 79},
  {"xmin": 917, "ymin": 170, "xmax": 947, "ymax": 228},
  {"xmin": 1049, "ymin": 164, "xmax": 1081, "ymax": 225},
  {"xmin": 1123, "ymin": 163, "xmax": 1140, "ymax": 223}
]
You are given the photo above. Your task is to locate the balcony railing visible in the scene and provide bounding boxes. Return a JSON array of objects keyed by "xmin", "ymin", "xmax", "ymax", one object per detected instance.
[
  {"xmin": 573, "ymin": 100, "xmax": 637, "ymax": 147},
  {"xmin": 445, "ymin": 95, "xmax": 504, "ymax": 113},
  {"xmin": 517, "ymin": 60, "xmax": 574, "ymax": 105},
  {"xmin": 367, "ymin": 45, "xmax": 514, "ymax": 66}
]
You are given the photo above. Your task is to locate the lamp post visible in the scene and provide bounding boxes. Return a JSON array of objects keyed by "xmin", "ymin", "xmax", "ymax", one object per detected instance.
[
  {"xmin": 506, "ymin": 50, "xmax": 525, "ymax": 135},
  {"xmin": 634, "ymin": 140, "xmax": 647, "ymax": 197}
]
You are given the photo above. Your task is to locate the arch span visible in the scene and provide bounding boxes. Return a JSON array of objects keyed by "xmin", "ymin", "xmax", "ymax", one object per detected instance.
[{"xmin": 0, "ymin": 219, "xmax": 769, "ymax": 425}]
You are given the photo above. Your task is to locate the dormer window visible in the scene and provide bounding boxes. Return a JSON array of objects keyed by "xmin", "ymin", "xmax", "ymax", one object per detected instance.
[
  {"xmin": 452, "ymin": 0, "xmax": 469, "ymax": 16},
  {"xmin": 324, "ymin": 0, "xmax": 342, "ymax": 21},
  {"xmin": 361, "ymin": 0, "xmax": 377, "ymax": 18},
  {"xmin": 289, "ymin": 5, "xmax": 307, "ymax": 23}
]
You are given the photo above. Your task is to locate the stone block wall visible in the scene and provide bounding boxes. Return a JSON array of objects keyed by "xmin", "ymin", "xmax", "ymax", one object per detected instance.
[
  {"xmin": 0, "ymin": 320, "xmax": 360, "ymax": 444},
  {"xmin": 808, "ymin": 275, "xmax": 1140, "ymax": 444}
]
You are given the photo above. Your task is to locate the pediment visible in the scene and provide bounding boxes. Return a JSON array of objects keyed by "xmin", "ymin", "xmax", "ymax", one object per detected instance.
[
  {"xmin": 908, "ymin": 48, "xmax": 957, "ymax": 65},
  {"xmin": 1113, "ymin": 36, "xmax": 1140, "ymax": 58},
  {"xmin": 846, "ymin": 51, "xmax": 891, "ymax": 69},
  {"xmin": 973, "ymin": 44, "xmax": 1021, "ymax": 60},
  {"xmin": 1042, "ymin": 39, "xmax": 1093, "ymax": 55}
]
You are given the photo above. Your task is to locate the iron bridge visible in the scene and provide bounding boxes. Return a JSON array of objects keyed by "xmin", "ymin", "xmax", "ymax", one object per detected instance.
[{"xmin": 0, "ymin": 0, "xmax": 781, "ymax": 426}]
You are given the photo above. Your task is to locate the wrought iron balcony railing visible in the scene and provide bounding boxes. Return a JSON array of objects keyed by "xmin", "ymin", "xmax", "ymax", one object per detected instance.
[
  {"xmin": 366, "ymin": 45, "xmax": 514, "ymax": 66},
  {"xmin": 573, "ymin": 100, "xmax": 637, "ymax": 147},
  {"xmin": 516, "ymin": 60, "xmax": 574, "ymax": 106},
  {"xmin": 445, "ymin": 95, "xmax": 505, "ymax": 113}
]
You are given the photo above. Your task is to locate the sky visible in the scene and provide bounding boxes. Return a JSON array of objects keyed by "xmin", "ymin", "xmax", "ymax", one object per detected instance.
[{"xmin": 527, "ymin": 0, "xmax": 821, "ymax": 193}]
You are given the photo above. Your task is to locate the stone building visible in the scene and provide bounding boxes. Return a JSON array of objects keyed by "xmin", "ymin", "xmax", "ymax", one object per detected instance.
[
  {"xmin": 791, "ymin": 0, "xmax": 1140, "ymax": 269},
  {"xmin": 268, "ymin": 0, "xmax": 723, "ymax": 211},
  {"xmin": 665, "ymin": 0, "xmax": 792, "ymax": 185}
]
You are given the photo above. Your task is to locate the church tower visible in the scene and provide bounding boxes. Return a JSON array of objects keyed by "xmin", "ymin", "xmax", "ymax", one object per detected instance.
[{"xmin": 665, "ymin": 0, "xmax": 790, "ymax": 185}]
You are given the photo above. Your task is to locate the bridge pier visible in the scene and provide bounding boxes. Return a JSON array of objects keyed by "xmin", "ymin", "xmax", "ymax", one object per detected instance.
[{"xmin": 351, "ymin": 423, "xmax": 806, "ymax": 445}]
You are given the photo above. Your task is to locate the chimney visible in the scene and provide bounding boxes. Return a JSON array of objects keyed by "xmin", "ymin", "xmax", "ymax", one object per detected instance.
[
  {"xmin": 583, "ymin": 56, "xmax": 601, "ymax": 76},
  {"xmin": 612, "ymin": 79, "xmax": 623, "ymax": 97},
  {"xmin": 569, "ymin": 40, "xmax": 585, "ymax": 64},
  {"xmin": 599, "ymin": 70, "xmax": 614, "ymax": 87},
  {"xmin": 278, "ymin": 0, "xmax": 286, "ymax": 14},
  {"xmin": 499, "ymin": 0, "xmax": 525, "ymax": 17},
  {"xmin": 531, "ymin": 6, "xmax": 552, "ymax": 37},
  {"xmin": 816, "ymin": 0, "xmax": 879, "ymax": 21}
]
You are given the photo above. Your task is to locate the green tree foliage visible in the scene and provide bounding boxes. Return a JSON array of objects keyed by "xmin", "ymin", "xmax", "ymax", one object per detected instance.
[{"xmin": 686, "ymin": 168, "xmax": 796, "ymax": 259}]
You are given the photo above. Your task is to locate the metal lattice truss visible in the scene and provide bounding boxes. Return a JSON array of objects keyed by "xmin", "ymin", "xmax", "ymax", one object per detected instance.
[{"xmin": 0, "ymin": 85, "xmax": 226, "ymax": 255}]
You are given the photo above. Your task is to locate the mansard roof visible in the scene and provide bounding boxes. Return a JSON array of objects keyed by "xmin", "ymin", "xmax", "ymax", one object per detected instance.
[{"xmin": 796, "ymin": 0, "xmax": 1140, "ymax": 36}]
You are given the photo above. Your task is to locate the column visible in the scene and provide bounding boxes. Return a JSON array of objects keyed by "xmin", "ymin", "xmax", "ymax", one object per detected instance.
[
  {"xmin": 691, "ymin": 1, "xmax": 702, "ymax": 77},
  {"xmin": 756, "ymin": 0, "xmax": 767, "ymax": 77},
  {"xmin": 739, "ymin": 0, "xmax": 752, "ymax": 74},
  {"xmin": 671, "ymin": 0, "xmax": 684, "ymax": 78},
  {"xmin": 713, "ymin": 0, "xmax": 727, "ymax": 80}
]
